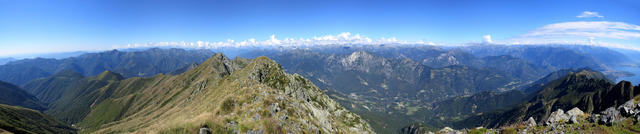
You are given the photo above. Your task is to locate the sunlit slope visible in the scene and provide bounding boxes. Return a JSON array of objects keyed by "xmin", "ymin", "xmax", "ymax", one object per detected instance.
[{"xmin": 43, "ymin": 53, "xmax": 373, "ymax": 133}]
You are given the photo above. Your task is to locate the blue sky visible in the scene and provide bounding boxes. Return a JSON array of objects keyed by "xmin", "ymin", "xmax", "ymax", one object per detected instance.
[{"xmin": 1, "ymin": 0, "xmax": 639, "ymax": 57}]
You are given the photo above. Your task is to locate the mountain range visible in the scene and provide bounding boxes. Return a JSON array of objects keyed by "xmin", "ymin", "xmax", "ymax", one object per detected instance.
[
  {"xmin": 459, "ymin": 69, "xmax": 639, "ymax": 128},
  {"xmin": 0, "ymin": 45, "xmax": 639, "ymax": 133},
  {"xmin": 238, "ymin": 44, "xmax": 636, "ymax": 133},
  {"xmin": 0, "ymin": 48, "xmax": 214, "ymax": 85},
  {"xmin": 12, "ymin": 53, "xmax": 373, "ymax": 133}
]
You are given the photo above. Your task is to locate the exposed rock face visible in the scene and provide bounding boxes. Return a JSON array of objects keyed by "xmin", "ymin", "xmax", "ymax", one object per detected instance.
[
  {"xmin": 399, "ymin": 123, "xmax": 427, "ymax": 134},
  {"xmin": 510, "ymin": 97, "xmax": 640, "ymax": 133},
  {"xmin": 567, "ymin": 107, "xmax": 585, "ymax": 124},
  {"xmin": 459, "ymin": 70, "xmax": 640, "ymax": 128},
  {"xmin": 525, "ymin": 117, "xmax": 537, "ymax": 127},
  {"xmin": 246, "ymin": 57, "xmax": 374, "ymax": 133},
  {"xmin": 546, "ymin": 109, "xmax": 569, "ymax": 126},
  {"xmin": 567, "ymin": 107, "xmax": 584, "ymax": 117},
  {"xmin": 618, "ymin": 100, "xmax": 638, "ymax": 117},
  {"xmin": 600, "ymin": 107, "xmax": 620, "ymax": 126},
  {"xmin": 437, "ymin": 127, "xmax": 456, "ymax": 134},
  {"xmin": 590, "ymin": 114, "xmax": 601, "ymax": 123}
]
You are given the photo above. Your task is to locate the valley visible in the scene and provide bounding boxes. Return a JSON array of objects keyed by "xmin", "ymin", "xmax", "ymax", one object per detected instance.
[
  {"xmin": 0, "ymin": 44, "xmax": 638, "ymax": 134},
  {"xmin": 3, "ymin": 1, "xmax": 640, "ymax": 133}
]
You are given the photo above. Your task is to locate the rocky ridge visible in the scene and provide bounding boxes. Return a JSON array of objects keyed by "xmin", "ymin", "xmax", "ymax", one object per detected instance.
[
  {"xmin": 34, "ymin": 53, "xmax": 373, "ymax": 133},
  {"xmin": 405, "ymin": 101, "xmax": 640, "ymax": 134}
]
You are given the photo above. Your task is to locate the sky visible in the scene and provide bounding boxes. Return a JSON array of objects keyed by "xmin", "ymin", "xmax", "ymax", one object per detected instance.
[{"xmin": 1, "ymin": 0, "xmax": 640, "ymax": 57}]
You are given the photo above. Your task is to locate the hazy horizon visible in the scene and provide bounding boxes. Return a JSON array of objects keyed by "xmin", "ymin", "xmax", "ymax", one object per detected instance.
[{"xmin": 1, "ymin": 0, "xmax": 640, "ymax": 57}]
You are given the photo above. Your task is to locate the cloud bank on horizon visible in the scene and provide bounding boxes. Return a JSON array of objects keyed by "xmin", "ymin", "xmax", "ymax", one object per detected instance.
[
  {"xmin": 115, "ymin": 11, "xmax": 640, "ymax": 52},
  {"xmin": 493, "ymin": 11, "xmax": 640, "ymax": 51},
  {"xmin": 3, "ymin": 0, "xmax": 639, "ymax": 57},
  {"xmin": 113, "ymin": 32, "xmax": 436, "ymax": 49}
]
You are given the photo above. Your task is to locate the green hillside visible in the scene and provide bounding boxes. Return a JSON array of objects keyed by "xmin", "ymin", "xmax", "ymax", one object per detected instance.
[
  {"xmin": 0, "ymin": 104, "xmax": 75, "ymax": 134},
  {"xmin": 0, "ymin": 48, "xmax": 214, "ymax": 85},
  {"xmin": 0, "ymin": 81, "xmax": 46, "ymax": 111},
  {"xmin": 32, "ymin": 53, "xmax": 373, "ymax": 133}
]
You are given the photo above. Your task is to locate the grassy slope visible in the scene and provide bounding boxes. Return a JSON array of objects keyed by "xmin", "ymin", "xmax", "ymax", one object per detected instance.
[
  {"xmin": 0, "ymin": 81, "xmax": 46, "ymax": 111},
  {"xmin": 0, "ymin": 104, "xmax": 75, "ymax": 134},
  {"xmin": 21, "ymin": 70, "xmax": 85, "ymax": 104},
  {"xmin": 43, "ymin": 54, "xmax": 372, "ymax": 133}
]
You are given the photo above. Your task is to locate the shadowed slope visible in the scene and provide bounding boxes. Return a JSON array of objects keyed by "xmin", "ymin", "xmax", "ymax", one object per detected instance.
[
  {"xmin": 0, "ymin": 104, "xmax": 75, "ymax": 134},
  {"xmin": 0, "ymin": 81, "xmax": 46, "ymax": 111},
  {"xmin": 0, "ymin": 48, "xmax": 214, "ymax": 85},
  {"xmin": 459, "ymin": 69, "xmax": 640, "ymax": 128}
]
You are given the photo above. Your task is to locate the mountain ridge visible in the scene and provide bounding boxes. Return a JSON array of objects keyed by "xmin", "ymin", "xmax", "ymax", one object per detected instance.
[
  {"xmin": 0, "ymin": 48, "xmax": 214, "ymax": 85},
  {"xmin": 0, "ymin": 81, "xmax": 46, "ymax": 111},
  {"xmin": 26, "ymin": 53, "xmax": 373, "ymax": 133},
  {"xmin": 458, "ymin": 69, "xmax": 639, "ymax": 128}
]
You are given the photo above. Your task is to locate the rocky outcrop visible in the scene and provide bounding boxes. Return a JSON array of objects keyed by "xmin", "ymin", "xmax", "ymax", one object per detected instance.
[
  {"xmin": 542, "ymin": 108, "xmax": 586, "ymax": 128},
  {"xmin": 437, "ymin": 127, "xmax": 462, "ymax": 134},
  {"xmin": 591, "ymin": 99, "xmax": 640, "ymax": 126},
  {"xmin": 618, "ymin": 100, "xmax": 639, "ymax": 117},
  {"xmin": 247, "ymin": 56, "xmax": 374, "ymax": 133},
  {"xmin": 525, "ymin": 117, "xmax": 537, "ymax": 127},
  {"xmin": 73, "ymin": 55, "xmax": 374, "ymax": 134},
  {"xmin": 459, "ymin": 69, "xmax": 640, "ymax": 129},
  {"xmin": 546, "ymin": 109, "xmax": 569, "ymax": 126},
  {"xmin": 600, "ymin": 107, "xmax": 621, "ymax": 126},
  {"xmin": 400, "ymin": 123, "xmax": 427, "ymax": 134},
  {"xmin": 567, "ymin": 107, "xmax": 585, "ymax": 124}
]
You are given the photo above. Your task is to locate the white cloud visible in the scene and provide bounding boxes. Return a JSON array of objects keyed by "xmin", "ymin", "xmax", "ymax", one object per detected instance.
[
  {"xmin": 482, "ymin": 35, "xmax": 492, "ymax": 43},
  {"xmin": 499, "ymin": 21, "xmax": 640, "ymax": 51},
  {"xmin": 577, "ymin": 11, "xmax": 604, "ymax": 18},
  {"xmin": 113, "ymin": 32, "xmax": 434, "ymax": 49},
  {"xmin": 522, "ymin": 21, "xmax": 640, "ymax": 39}
]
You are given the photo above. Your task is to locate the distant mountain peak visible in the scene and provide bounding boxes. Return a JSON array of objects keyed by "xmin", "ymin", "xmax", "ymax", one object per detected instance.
[
  {"xmin": 95, "ymin": 70, "xmax": 124, "ymax": 81},
  {"xmin": 343, "ymin": 51, "xmax": 375, "ymax": 63},
  {"xmin": 191, "ymin": 53, "xmax": 241, "ymax": 77},
  {"xmin": 566, "ymin": 68, "xmax": 608, "ymax": 82}
]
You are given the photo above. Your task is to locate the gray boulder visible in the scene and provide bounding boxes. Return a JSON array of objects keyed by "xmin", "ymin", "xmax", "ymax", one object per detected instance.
[
  {"xmin": 600, "ymin": 107, "xmax": 620, "ymax": 126},
  {"xmin": 618, "ymin": 100, "xmax": 637, "ymax": 117},
  {"xmin": 569, "ymin": 116, "xmax": 579, "ymax": 124},
  {"xmin": 546, "ymin": 109, "xmax": 569, "ymax": 126},
  {"xmin": 567, "ymin": 107, "xmax": 584, "ymax": 124},
  {"xmin": 437, "ymin": 127, "xmax": 463, "ymax": 134},
  {"xmin": 589, "ymin": 114, "xmax": 601, "ymax": 123},
  {"xmin": 438, "ymin": 127, "xmax": 454, "ymax": 133},
  {"xmin": 199, "ymin": 125, "xmax": 211, "ymax": 134},
  {"xmin": 525, "ymin": 117, "xmax": 537, "ymax": 127}
]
